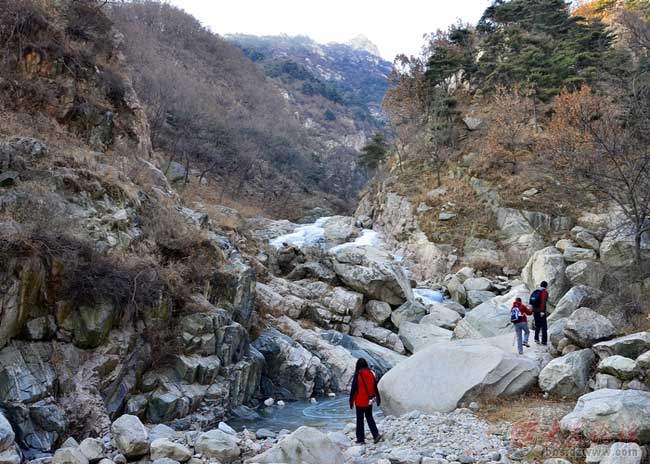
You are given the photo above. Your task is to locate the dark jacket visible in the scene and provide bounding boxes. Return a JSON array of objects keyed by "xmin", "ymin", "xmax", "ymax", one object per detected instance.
[{"xmin": 349, "ymin": 368, "xmax": 381, "ymax": 408}]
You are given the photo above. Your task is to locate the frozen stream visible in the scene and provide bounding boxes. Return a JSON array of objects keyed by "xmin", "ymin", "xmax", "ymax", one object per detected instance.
[{"xmin": 228, "ymin": 397, "xmax": 383, "ymax": 433}]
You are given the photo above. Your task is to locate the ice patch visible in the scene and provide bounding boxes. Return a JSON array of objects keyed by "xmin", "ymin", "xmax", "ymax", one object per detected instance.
[
  {"xmin": 413, "ymin": 288, "xmax": 445, "ymax": 304},
  {"xmin": 329, "ymin": 229, "xmax": 382, "ymax": 252},
  {"xmin": 269, "ymin": 217, "xmax": 330, "ymax": 249}
]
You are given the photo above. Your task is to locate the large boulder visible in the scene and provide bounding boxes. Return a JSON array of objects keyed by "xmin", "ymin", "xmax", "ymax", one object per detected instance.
[
  {"xmin": 71, "ymin": 301, "xmax": 117, "ymax": 349},
  {"xmin": 466, "ymin": 290, "xmax": 496, "ymax": 308},
  {"xmin": 600, "ymin": 229, "xmax": 650, "ymax": 268},
  {"xmin": 350, "ymin": 319, "xmax": 405, "ymax": 354},
  {"xmin": 538, "ymin": 349, "xmax": 595, "ymax": 397},
  {"xmin": 563, "ymin": 246, "xmax": 597, "ymax": 263},
  {"xmin": 378, "ymin": 337, "xmax": 539, "ymax": 415},
  {"xmin": 454, "ymin": 286, "xmax": 530, "ymax": 339},
  {"xmin": 598, "ymin": 355, "xmax": 639, "ymax": 381},
  {"xmin": 364, "ymin": 300, "xmax": 391, "ymax": 325},
  {"xmin": 252, "ymin": 329, "xmax": 321, "ymax": 400},
  {"xmin": 593, "ymin": 332, "xmax": 650, "ymax": 360},
  {"xmin": 521, "ymin": 247, "xmax": 568, "ymax": 305},
  {"xmin": 111, "ymin": 415, "xmax": 149, "ymax": 459},
  {"xmin": 560, "ymin": 389, "xmax": 650, "ymax": 443},
  {"xmin": 195, "ymin": 429, "xmax": 240, "ymax": 463},
  {"xmin": 563, "ymin": 308, "xmax": 616, "ymax": 348},
  {"xmin": 444, "ymin": 275, "xmax": 467, "ymax": 306},
  {"xmin": 548, "ymin": 318, "xmax": 569, "ymax": 349},
  {"xmin": 398, "ymin": 322, "xmax": 453, "ymax": 353},
  {"xmin": 548, "ymin": 286, "xmax": 603, "ymax": 323},
  {"xmin": 419, "ymin": 305, "xmax": 462, "ymax": 330},
  {"xmin": 320, "ymin": 331, "xmax": 406, "ymax": 377},
  {"xmin": 391, "ymin": 300, "xmax": 426, "ymax": 328},
  {"xmin": 565, "ymin": 260, "xmax": 606, "ymax": 289},
  {"xmin": 243, "ymin": 426, "xmax": 344, "ymax": 464},
  {"xmin": 463, "ymin": 237, "xmax": 503, "ymax": 268},
  {"xmin": 329, "ymin": 245, "xmax": 412, "ymax": 305},
  {"xmin": 150, "ymin": 439, "xmax": 191, "ymax": 462},
  {"xmin": 571, "ymin": 226, "xmax": 600, "ymax": 251},
  {"xmin": 52, "ymin": 447, "xmax": 89, "ymax": 464}
]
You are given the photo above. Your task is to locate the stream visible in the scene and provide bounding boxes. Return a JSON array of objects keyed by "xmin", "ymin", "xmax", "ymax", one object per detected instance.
[{"xmin": 228, "ymin": 397, "xmax": 383, "ymax": 433}]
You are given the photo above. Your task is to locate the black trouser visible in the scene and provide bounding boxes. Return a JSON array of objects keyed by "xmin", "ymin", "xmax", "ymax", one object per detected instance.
[
  {"xmin": 533, "ymin": 311, "xmax": 548, "ymax": 345},
  {"xmin": 355, "ymin": 405, "xmax": 379, "ymax": 443}
]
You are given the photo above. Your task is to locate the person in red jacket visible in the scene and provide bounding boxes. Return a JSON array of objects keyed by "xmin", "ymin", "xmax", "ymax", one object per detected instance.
[
  {"xmin": 349, "ymin": 358, "xmax": 382, "ymax": 444},
  {"xmin": 512, "ymin": 297, "xmax": 533, "ymax": 355}
]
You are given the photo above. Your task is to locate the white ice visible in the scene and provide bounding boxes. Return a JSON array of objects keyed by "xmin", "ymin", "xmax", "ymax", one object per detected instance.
[
  {"xmin": 329, "ymin": 229, "xmax": 382, "ymax": 253},
  {"xmin": 269, "ymin": 217, "xmax": 330, "ymax": 249},
  {"xmin": 413, "ymin": 288, "xmax": 445, "ymax": 304}
]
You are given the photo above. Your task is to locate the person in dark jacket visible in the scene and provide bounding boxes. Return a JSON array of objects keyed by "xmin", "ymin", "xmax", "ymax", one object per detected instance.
[
  {"xmin": 349, "ymin": 358, "xmax": 382, "ymax": 444},
  {"xmin": 532, "ymin": 281, "xmax": 549, "ymax": 346}
]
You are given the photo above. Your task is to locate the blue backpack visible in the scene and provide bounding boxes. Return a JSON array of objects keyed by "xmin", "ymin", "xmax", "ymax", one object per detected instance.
[{"xmin": 510, "ymin": 306, "xmax": 522, "ymax": 324}]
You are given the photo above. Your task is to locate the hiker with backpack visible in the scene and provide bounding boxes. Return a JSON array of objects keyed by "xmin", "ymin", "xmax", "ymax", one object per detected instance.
[
  {"xmin": 529, "ymin": 281, "xmax": 549, "ymax": 346},
  {"xmin": 511, "ymin": 297, "xmax": 533, "ymax": 355},
  {"xmin": 349, "ymin": 358, "xmax": 382, "ymax": 444}
]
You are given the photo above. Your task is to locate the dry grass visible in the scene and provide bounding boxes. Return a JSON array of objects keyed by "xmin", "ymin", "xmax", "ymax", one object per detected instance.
[{"xmin": 476, "ymin": 393, "xmax": 586, "ymax": 463}]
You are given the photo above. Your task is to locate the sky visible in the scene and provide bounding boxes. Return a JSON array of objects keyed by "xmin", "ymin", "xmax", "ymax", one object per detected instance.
[{"xmin": 166, "ymin": 0, "xmax": 491, "ymax": 61}]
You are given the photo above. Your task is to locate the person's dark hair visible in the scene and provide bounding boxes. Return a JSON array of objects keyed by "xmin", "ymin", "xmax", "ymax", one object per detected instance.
[
  {"xmin": 355, "ymin": 358, "xmax": 369, "ymax": 374},
  {"xmin": 541, "ymin": 281, "xmax": 548, "ymax": 288}
]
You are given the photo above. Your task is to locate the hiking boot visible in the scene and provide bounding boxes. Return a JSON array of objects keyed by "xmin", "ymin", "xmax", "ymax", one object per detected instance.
[
  {"xmin": 374, "ymin": 434, "xmax": 383, "ymax": 444},
  {"xmin": 535, "ymin": 340, "xmax": 540, "ymax": 344},
  {"xmin": 523, "ymin": 342, "xmax": 530, "ymax": 347},
  {"xmin": 355, "ymin": 440, "xmax": 365, "ymax": 445}
]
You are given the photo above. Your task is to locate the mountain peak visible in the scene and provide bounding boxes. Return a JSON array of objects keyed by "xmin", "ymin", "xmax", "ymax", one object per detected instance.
[{"xmin": 346, "ymin": 34, "xmax": 381, "ymax": 57}]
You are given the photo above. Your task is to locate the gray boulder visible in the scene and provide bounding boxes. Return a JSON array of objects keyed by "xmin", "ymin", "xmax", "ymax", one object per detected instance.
[
  {"xmin": 463, "ymin": 277, "xmax": 492, "ymax": 292},
  {"xmin": 593, "ymin": 332, "xmax": 650, "ymax": 360},
  {"xmin": 398, "ymin": 322, "xmax": 453, "ymax": 353},
  {"xmin": 243, "ymin": 426, "xmax": 344, "ymax": 464},
  {"xmin": 350, "ymin": 319, "xmax": 405, "ymax": 354},
  {"xmin": 538, "ymin": 349, "xmax": 595, "ymax": 397},
  {"xmin": 365, "ymin": 300, "xmax": 392, "ymax": 325},
  {"xmin": 600, "ymin": 229, "xmax": 650, "ymax": 268},
  {"xmin": 591, "ymin": 373, "xmax": 623, "ymax": 390},
  {"xmin": 466, "ymin": 290, "xmax": 496, "ymax": 308},
  {"xmin": 444, "ymin": 275, "xmax": 467, "ymax": 306},
  {"xmin": 548, "ymin": 286, "xmax": 603, "ymax": 323},
  {"xmin": 563, "ymin": 246, "xmax": 597, "ymax": 263},
  {"xmin": 561, "ymin": 389, "xmax": 650, "ymax": 443},
  {"xmin": 454, "ymin": 286, "xmax": 530, "ymax": 339},
  {"xmin": 564, "ymin": 308, "xmax": 616, "ymax": 348},
  {"xmin": 79, "ymin": 438, "xmax": 104, "ymax": 462},
  {"xmin": 72, "ymin": 301, "xmax": 116, "ymax": 349},
  {"xmin": 329, "ymin": 245, "xmax": 411, "ymax": 305},
  {"xmin": 565, "ymin": 260, "xmax": 606, "ymax": 289},
  {"xmin": 111, "ymin": 415, "xmax": 149, "ymax": 459},
  {"xmin": 548, "ymin": 318, "xmax": 569, "ymax": 349},
  {"xmin": 598, "ymin": 355, "xmax": 639, "ymax": 380},
  {"xmin": 195, "ymin": 429, "xmax": 240, "ymax": 463},
  {"xmin": 150, "ymin": 438, "xmax": 191, "ymax": 462},
  {"xmin": 419, "ymin": 304, "xmax": 462, "ymax": 330},
  {"xmin": 571, "ymin": 226, "xmax": 600, "ymax": 251},
  {"xmin": 521, "ymin": 247, "xmax": 568, "ymax": 304},
  {"xmin": 379, "ymin": 337, "xmax": 539, "ymax": 415},
  {"xmin": 0, "ymin": 446, "xmax": 20, "ymax": 464},
  {"xmin": 53, "ymin": 447, "xmax": 89, "ymax": 464},
  {"xmin": 636, "ymin": 351, "xmax": 650, "ymax": 370},
  {"xmin": 165, "ymin": 161, "xmax": 187, "ymax": 183},
  {"xmin": 391, "ymin": 300, "xmax": 427, "ymax": 328}
]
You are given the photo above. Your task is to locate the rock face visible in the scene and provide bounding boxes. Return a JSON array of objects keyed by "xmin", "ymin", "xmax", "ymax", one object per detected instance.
[
  {"xmin": 560, "ymin": 389, "xmax": 650, "ymax": 443},
  {"xmin": 538, "ymin": 349, "xmax": 595, "ymax": 397},
  {"xmin": 563, "ymin": 308, "xmax": 616, "ymax": 348},
  {"xmin": 398, "ymin": 322, "xmax": 453, "ymax": 353},
  {"xmin": 195, "ymin": 429, "xmax": 240, "ymax": 463},
  {"xmin": 454, "ymin": 286, "xmax": 530, "ymax": 339},
  {"xmin": 521, "ymin": 247, "xmax": 567, "ymax": 304},
  {"xmin": 548, "ymin": 286, "xmax": 603, "ymax": 322},
  {"xmin": 391, "ymin": 300, "xmax": 426, "ymax": 328},
  {"xmin": 600, "ymin": 229, "xmax": 650, "ymax": 267},
  {"xmin": 601, "ymin": 442, "xmax": 644, "ymax": 464},
  {"xmin": 111, "ymin": 415, "xmax": 149, "ymax": 459},
  {"xmin": 0, "ymin": 414, "xmax": 15, "ymax": 453},
  {"xmin": 252, "ymin": 329, "xmax": 320, "ymax": 400},
  {"xmin": 243, "ymin": 426, "xmax": 344, "ymax": 464},
  {"xmin": 593, "ymin": 332, "xmax": 650, "ymax": 360},
  {"xmin": 379, "ymin": 337, "xmax": 539, "ymax": 415}
]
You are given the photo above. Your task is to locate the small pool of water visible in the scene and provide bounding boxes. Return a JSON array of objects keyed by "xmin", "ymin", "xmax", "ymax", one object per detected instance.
[{"xmin": 228, "ymin": 397, "xmax": 383, "ymax": 433}]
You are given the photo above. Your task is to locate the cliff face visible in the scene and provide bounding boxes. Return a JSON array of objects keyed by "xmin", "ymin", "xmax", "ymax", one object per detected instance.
[{"xmin": 0, "ymin": 1, "xmax": 263, "ymax": 456}]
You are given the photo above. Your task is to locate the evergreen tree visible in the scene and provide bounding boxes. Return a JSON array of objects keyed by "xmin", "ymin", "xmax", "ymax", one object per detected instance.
[{"xmin": 358, "ymin": 132, "xmax": 388, "ymax": 169}]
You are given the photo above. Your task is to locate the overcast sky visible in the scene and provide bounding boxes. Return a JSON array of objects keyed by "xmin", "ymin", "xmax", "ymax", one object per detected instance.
[{"xmin": 166, "ymin": 0, "xmax": 491, "ymax": 60}]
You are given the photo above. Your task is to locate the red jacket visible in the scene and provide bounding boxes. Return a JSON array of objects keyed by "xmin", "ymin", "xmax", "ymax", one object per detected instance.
[
  {"xmin": 512, "ymin": 301, "xmax": 533, "ymax": 323},
  {"xmin": 349, "ymin": 368, "xmax": 380, "ymax": 408}
]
